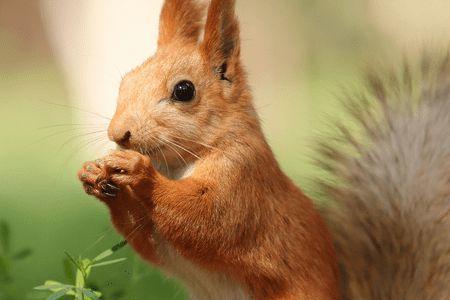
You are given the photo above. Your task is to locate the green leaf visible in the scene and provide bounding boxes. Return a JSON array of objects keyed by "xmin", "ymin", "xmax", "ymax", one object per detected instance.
[
  {"xmin": 90, "ymin": 258, "xmax": 127, "ymax": 268},
  {"xmin": 63, "ymin": 257, "xmax": 75, "ymax": 282},
  {"xmin": 0, "ymin": 221, "xmax": 10, "ymax": 253},
  {"xmin": 34, "ymin": 285, "xmax": 61, "ymax": 291},
  {"xmin": 12, "ymin": 248, "xmax": 33, "ymax": 260},
  {"xmin": 81, "ymin": 289, "xmax": 100, "ymax": 300},
  {"xmin": 34, "ymin": 280, "xmax": 72, "ymax": 291},
  {"xmin": 92, "ymin": 249, "xmax": 113, "ymax": 263},
  {"xmin": 64, "ymin": 252, "xmax": 80, "ymax": 269},
  {"xmin": 46, "ymin": 287, "xmax": 71, "ymax": 300},
  {"xmin": 111, "ymin": 240, "xmax": 127, "ymax": 252},
  {"xmin": 64, "ymin": 251, "xmax": 88, "ymax": 279},
  {"xmin": 92, "ymin": 241, "xmax": 127, "ymax": 262},
  {"xmin": 82, "ymin": 258, "xmax": 93, "ymax": 278},
  {"xmin": 75, "ymin": 267, "xmax": 85, "ymax": 292}
]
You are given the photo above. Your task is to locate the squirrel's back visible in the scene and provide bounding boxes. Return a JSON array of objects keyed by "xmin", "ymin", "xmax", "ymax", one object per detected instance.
[{"xmin": 318, "ymin": 54, "xmax": 450, "ymax": 300}]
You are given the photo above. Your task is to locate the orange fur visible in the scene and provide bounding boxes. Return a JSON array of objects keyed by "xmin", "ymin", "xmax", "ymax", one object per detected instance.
[
  {"xmin": 201, "ymin": 0, "xmax": 240, "ymax": 67},
  {"xmin": 158, "ymin": 0, "xmax": 206, "ymax": 47},
  {"xmin": 79, "ymin": 1, "xmax": 341, "ymax": 299}
]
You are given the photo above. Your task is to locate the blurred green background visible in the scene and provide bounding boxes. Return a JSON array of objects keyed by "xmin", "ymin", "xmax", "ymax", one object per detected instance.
[{"xmin": 1, "ymin": 0, "xmax": 449, "ymax": 299}]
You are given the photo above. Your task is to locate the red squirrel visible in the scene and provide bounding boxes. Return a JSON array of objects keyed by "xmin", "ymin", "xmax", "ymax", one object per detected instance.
[{"xmin": 78, "ymin": 1, "xmax": 450, "ymax": 299}]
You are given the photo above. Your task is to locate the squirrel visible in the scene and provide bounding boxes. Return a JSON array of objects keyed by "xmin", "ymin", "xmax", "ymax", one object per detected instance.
[{"xmin": 78, "ymin": 1, "xmax": 450, "ymax": 299}]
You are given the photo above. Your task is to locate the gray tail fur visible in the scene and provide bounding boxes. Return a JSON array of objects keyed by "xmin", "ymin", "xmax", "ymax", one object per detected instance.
[{"xmin": 317, "ymin": 53, "xmax": 450, "ymax": 300}]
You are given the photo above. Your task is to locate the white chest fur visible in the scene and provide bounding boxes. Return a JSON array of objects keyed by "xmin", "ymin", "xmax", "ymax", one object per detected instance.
[
  {"xmin": 154, "ymin": 232, "xmax": 250, "ymax": 300},
  {"xmin": 151, "ymin": 163, "xmax": 251, "ymax": 300},
  {"xmin": 153, "ymin": 160, "xmax": 196, "ymax": 180}
]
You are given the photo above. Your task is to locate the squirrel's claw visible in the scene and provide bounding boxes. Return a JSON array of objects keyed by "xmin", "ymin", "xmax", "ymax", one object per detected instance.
[{"xmin": 99, "ymin": 180, "xmax": 120, "ymax": 198}]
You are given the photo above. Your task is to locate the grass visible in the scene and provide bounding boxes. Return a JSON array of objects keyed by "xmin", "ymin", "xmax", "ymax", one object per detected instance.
[
  {"xmin": 0, "ymin": 220, "xmax": 33, "ymax": 299},
  {"xmin": 34, "ymin": 240, "xmax": 128, "ymax": 300}
]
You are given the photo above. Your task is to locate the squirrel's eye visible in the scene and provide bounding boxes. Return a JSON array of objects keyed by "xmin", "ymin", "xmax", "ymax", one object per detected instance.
[{"xmin": 172, "ymin": 80, "xmax": 196, "ymax": 102}]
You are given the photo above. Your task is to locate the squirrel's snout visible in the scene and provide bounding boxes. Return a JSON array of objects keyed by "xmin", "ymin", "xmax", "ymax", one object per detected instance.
[{"xmin": 110, "ymin": 129, "xmax": 132, "ymax": 148}]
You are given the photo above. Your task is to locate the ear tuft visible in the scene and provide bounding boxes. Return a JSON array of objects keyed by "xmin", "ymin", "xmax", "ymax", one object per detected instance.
[
  {"xmin": 201, "ymin": 0, "xmax": 240, "ymax": 68},
  {"xmin": 158, "ymin": 0, "xmax": 206, "ymax": 47}
]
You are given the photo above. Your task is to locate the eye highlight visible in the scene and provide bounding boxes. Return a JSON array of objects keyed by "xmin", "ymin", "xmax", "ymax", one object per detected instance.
[{"xmin": 172, "ymin": 80, "xmax": 196, "ymax": 102}]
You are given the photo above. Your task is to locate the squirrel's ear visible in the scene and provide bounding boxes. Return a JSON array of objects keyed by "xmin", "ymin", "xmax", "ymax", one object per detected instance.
[
  {"xmin": 200, "ymin": 0, "xmax": 240, "ymax": 75},
  {"xmin": 158, "ymin": 0, "xmax": 206, "ymax": 47}
]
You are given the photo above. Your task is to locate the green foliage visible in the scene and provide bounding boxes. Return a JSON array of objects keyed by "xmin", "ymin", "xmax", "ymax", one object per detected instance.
[
  {"xmin": 0, "ymin": 220, "xmax": 33, "ymax": 300},
  {"xmin": 34, "ymin": 240, "xmax": 128, "ymax": 300}
]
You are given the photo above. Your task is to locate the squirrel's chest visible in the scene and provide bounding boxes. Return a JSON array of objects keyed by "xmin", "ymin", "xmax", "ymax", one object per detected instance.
[
  {"xmin": 154, "ymin": 232, "xmax": 251, "ymax": 300},
  {"xmin": 152, "ymin": 163, "xmax": 251, "ymax": 300}
]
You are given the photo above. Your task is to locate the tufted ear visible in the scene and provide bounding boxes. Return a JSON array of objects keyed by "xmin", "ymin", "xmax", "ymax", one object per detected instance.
[
  {"xmin": 158, "ymin": 0, "xmax": 206, "ymax": 47},
  {"xmin": 200, "ymin": 0, "xmax": 240, "ymax": 78}
]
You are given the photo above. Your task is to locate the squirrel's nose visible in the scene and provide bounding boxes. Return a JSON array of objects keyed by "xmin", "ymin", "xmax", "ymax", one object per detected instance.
[{"xmin": 111, "ymin": 130, "xmax": 132, "ymax": 148}]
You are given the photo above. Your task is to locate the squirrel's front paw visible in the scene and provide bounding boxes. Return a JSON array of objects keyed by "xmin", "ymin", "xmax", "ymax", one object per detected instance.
[
  {"xmin": 78, "ymin": 150, "xmax": 154, "ymax": 201},
  {"xmin": 78, "ymin": 159, "xmax": 120, "ymax": 200}
]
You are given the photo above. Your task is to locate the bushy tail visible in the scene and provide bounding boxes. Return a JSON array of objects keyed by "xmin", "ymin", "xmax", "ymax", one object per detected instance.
[{"xmin": 317, "ymin": 53, "xmax": 450, "ymax": 300}]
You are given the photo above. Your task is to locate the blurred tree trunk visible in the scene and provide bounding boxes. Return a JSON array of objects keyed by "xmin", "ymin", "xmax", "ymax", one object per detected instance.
[{"xmin": 0, "ymin": 0, "xmax": 51, "ymax": 58}]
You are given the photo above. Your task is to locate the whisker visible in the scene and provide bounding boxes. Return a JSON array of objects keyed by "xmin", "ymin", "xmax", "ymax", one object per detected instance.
[
  {"xmin": 80, "ymin": 210, "xmax": 151, "ymax": 256},
  {"xmin": 124, "ymin": 218, "xmax": 152, "ymax": 242},
  {"xmin": 81, "ymin": 227, "xmax": 114, "ymax": 255},
  {"xmin": 30, "ymin": 127, "xmax": 98, "ymax": 146},
  {"xmin": 145, "ymin": 139, "xmax": 161, "ymax": 166},
  {"xmin": 157, "ymin": 144, "xmax": 170, "ymax": 176},
  {"xmin": 165, "ymin": 132, "xmax": 220, "ymax": 151},
  {"xmin": 143, "ymin": 133, "xmax": 169, "ymax": 173},
  {"xmin": 55, "ymin": 134, "xmax": 107, "ymax": 175},
  {"xmin": 39, "ymin": 100, "xmax": 112, "ymax": 121},
  {"xmin": 57, "ymin": 130, "xmax": 108, "ymax": 152},
  {"xmin": 92, "ymin": 139, "xmax": 113, "ymax": 157},
  {"xmin": 62, "ymin": 134, "xmax": 108, "ymax": 165},
  {"xmin": 164, "ymin": 132, "xmax": 236, "ymax": 162},
  {"xmin": 155, "ymin": 137, "xmax": 188, "ymax": 168},
  {"xmin": 160, "ymin": 136, "xmax": 200, "ymax": 160},
  {"xmin": 113, "ymin": 213, "xmax": 149, "ymax": 226},
  {"xmin": 168, "ymin": 144, "xmax": 189, "ymax": 168},
  {"xmin": 37, "ymin": 123, "xmax": 108, "ymax": 130}
]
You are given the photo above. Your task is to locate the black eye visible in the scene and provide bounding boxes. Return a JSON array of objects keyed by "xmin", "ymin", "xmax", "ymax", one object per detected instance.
[{"xmin": 172, "ymin": 80, "xmax": 196, "ymax": 102}]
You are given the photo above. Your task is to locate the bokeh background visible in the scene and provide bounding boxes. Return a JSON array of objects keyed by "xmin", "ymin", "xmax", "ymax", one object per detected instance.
[{"xmin": 1, "ymin": 1, "xmax": 450, "ymax": 299}]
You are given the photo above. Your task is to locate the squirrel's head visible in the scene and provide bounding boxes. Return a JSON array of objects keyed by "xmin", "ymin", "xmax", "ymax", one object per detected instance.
[{"xmin": 108, "ymin": 0, "xmax": 254, "ymax": 168}]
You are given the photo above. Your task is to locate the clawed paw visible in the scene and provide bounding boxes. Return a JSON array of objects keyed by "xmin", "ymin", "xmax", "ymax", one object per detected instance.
[{"xmin": 78, "ymin": 150, "xmax": 154, "ymax": 200}]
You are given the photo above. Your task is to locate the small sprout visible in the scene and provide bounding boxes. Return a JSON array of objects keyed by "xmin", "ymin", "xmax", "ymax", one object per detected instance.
[
  {"xmin": 0, "ymin": 220, "xmax": 32, "ymax": 286},
  {"xmin": 82, "ymin": 289, "xmax": 100, "ymax": 300},
  {"xmin": 35, "ymin": 240, "xmax": 127, "ymax": 300},
  {"xmin": 90, "ymin": 258, "xmax": 127, "ymax": 268},
  {"xmin": 47, "ymin": 287, "xmax": 72, "ymax": 300},
  {"xmin": 63, "ymin": 257, "xmax": 76, "ymax": 282},
  {"xmin": 93, "ymin": 240, "xmax": 127, "ymax": 263}
]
